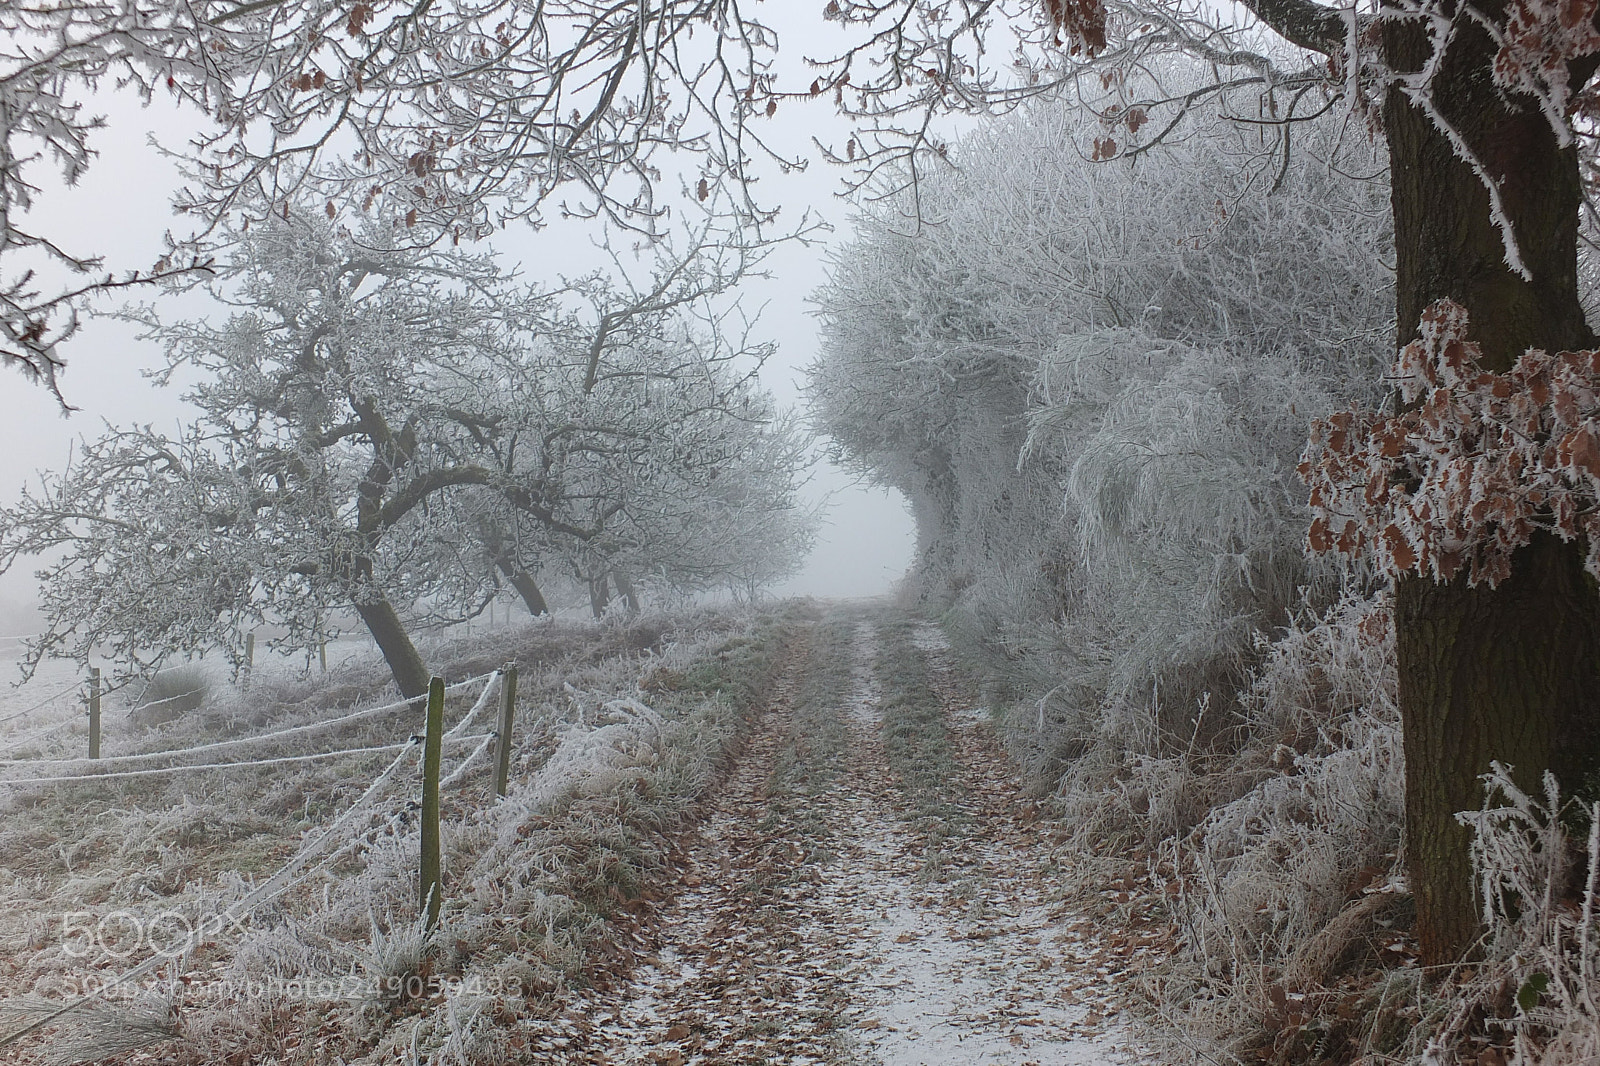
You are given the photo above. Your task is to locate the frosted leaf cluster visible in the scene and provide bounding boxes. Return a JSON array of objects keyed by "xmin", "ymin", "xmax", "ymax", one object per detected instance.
[
  {"xmin": 1303, "ymin": 298, "xmax": 1600, "ymax": 587},
  {"xmin": 1493, "ymin": 0, "xmax": 1600, "ymax": 139}
]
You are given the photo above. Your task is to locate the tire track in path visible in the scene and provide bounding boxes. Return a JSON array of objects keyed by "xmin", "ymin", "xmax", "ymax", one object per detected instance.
[{"xmin": 533, "ymin": 608, "xmax": 1154, "ymax": 1065}]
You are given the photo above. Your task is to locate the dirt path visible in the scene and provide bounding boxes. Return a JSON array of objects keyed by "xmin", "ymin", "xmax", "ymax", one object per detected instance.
[{"xmin": 527, "ymin": 609, "xmax": 1157, "ymax": 1065}]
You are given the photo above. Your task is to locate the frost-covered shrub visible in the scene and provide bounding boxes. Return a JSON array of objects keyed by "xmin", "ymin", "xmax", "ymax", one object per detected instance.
[
  {"xmin": 1151, "ymin": 593, "xmax": 1406, "ymax": 1060},
  {"xmin": 810, "ymin": 73, "xmax": 1392, "ymax": 788},
  {"xmin": 1415, "ymin": 767, "xmax": 1600, "ymax": 1066},
  {"xmin": 1040, "ymin": 334, "xmax": 1357, "ymax": 746},
  {"xmin": 128, "ymin": 665, "xmax": 212, "ymax": 730}
]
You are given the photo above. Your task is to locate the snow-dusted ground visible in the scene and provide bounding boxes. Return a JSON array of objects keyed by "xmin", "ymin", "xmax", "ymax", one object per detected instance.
[
  {"xmin": 535, "ymin": 612, "xmax": 1158, "ymax": 1065},
  {"xmin": 835, "ymin": 625, "xmax": 1132, "ymax": 1065},
  {"xmin": 0, "ymin": 653, "xmax": 91, "ymax": 758}
]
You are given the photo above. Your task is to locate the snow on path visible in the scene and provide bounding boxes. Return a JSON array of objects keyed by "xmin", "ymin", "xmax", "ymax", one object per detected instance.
[
  {"xmin": 834, "ymin": 622, "xmax": 1152, "ymax": 1065},
  {"xmin": 544, "ymin": 613, "xmax": 1157, "ymax": 1065}
]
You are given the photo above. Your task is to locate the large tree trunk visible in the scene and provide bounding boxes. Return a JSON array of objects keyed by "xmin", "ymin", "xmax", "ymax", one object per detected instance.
[
  {"xmin": 1382, "ymin": 16, "xmax": 1600, "ymax": 964},
  {"xmin": 349, "ymin": 557, "xmax": 431, "ymax": 698},
  {"xmin": 492, "ymin": 557, "xmax": 549, "ymax": 616},
  {"xmin": 612, "ymin": 571, "xmax": 641, "ymax": 615}
]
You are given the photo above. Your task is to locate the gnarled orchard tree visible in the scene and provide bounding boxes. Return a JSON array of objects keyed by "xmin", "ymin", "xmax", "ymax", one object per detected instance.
[
  {"xmin": 523, "ymin": 266, "xmax": 818, "ymax": 609},
  {"xmin": 812, "ymin": 0, "xmax": 1600, "ymax": 962},
  {"xmin": 0, "ymin": 213, "xmax": 546, "ymax": 695},
  {"xmin": 0, "ymin": 209, "xmax": 807, "ymax": 696},
  {"xmin": 389, "ymin": 250, "xmax": 818, "ymax": 621}
]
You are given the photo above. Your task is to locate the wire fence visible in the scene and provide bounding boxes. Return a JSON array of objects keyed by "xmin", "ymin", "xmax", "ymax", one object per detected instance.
[
  {"xmin": 0, "ymin": 663, "xmax": 521, "ymax": 1054},
  {"xmin": 0, "ymin": 680, "xmax": 82, "ymax": 728},
  {"xmin": 0, "ymin": 672, "xmax": 497, "ymax": 778},
  {"xmin": 0, "ymin": 719, "xmax": 76, "ymax": 753}
]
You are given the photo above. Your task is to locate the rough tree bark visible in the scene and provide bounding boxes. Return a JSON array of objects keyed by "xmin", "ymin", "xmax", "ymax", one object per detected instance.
[
  {"xmin": 1382, "ymin": 12, "xmax": 1600, "ymax": 964},
  {"xmin": 1235, "ymin": 0, "xmax": 1600, "ymax": 964},
  {"xmin": 346, "ymin": 408, "xmax": 435, "ymax": 700}
]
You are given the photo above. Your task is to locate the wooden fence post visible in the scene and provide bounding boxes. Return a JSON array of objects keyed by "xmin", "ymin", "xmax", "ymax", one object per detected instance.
[
  {"xmin": 420, "ymin": 675, "xmax": 445, "ymax": 930},
  {"xmin": 87, "ymin": 667, "xmax": 101, "ymax": 760},
  {"xmin": 493, "ymin": 664, "xmax": 518, "ymax": 799},
  {"xmin": 243, "ymin": 632, "xmax": 255, "ymax": 689},
  {"xmin": 319, "ymin": 640, "xmax": 327, "ymax": 673}
]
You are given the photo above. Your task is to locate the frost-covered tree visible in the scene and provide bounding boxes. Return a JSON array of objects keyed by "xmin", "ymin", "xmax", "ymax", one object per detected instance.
[
  {"xmin": 813, "ymin": 96, "xmax": 1391, "ymax": 741},
  {"xmin": 0, "ymin": 209, "xmax": 812, "ymax": 695},
  {"xmin": 0, "ymin": 214, "xmax": 543, "ymax": 694},
  {"xmin": 482, "ymin": 263, "xmax": 818, "ymax": 616},
  {"xmin": 587, "ymin": 408, "xmax": 818, "ymax": 607}
]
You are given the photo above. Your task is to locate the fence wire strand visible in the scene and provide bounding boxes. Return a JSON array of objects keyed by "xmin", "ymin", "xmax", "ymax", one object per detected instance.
[
  {"xmin": 0, "ymin": 732, "xmax": 427, "ymax": 1050},
  {"xmin": 0, "ymin": 672, "xmax": 495, "ymax": 772},
  {"xmin": 0, "ymin": 680, "xmax": 82, "ymax": 726}
]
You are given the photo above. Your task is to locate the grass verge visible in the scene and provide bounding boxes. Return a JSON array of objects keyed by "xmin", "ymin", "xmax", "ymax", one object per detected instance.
[
  {"xmin": 759, "ymin": 615, "xmax": 858, "ymax": 856},
  {"xmin": 0, "ymin": 604, "xmax": 809, "ymax": 1066},
  {"xmin": 874, "ymin": 616, "xmax": 966, "ymax": 872}
]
